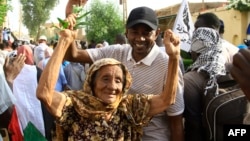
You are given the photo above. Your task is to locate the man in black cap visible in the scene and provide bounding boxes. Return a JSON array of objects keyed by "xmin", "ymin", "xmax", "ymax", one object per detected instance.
[{"xmin": 65, "ymin": 1, "xmax": 184, "ymax": 141}]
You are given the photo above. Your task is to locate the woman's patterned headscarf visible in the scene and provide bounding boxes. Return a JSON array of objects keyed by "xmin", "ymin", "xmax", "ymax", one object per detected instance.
[
  {"xmin": 189, "ymin": 27, "xmax": 226, "ymax": 94},
  {"xmin": 65, "ymin": 58, "xmax": 132, "ymax": 119}
]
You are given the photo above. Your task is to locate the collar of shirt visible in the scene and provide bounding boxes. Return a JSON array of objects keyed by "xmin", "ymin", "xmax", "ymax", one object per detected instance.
[{"xmin": 127, "ymin": 44, "xmax": 160, "ymax": 66}]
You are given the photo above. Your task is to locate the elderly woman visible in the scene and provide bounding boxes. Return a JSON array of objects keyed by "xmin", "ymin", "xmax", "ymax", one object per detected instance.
[{"xmin": 36, "ymin": 29, "xmax": 180, "ymax": 140}]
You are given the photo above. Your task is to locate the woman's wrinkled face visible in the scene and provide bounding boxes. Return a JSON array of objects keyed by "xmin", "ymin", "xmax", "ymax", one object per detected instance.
[{"xmin": 93, "ymin": 65, "xmax": 123, "ymax": 104}]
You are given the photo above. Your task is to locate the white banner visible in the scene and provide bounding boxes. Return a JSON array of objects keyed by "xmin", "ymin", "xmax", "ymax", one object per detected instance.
[{"xmin": 172, "ymin": 0, "xmax": 194, "ymax": 52}]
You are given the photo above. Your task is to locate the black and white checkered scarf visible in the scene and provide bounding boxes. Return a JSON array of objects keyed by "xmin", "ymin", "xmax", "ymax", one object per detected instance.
[{"xmin": 188, "ymin": 27, "xmax": 226, "ymax": 95}]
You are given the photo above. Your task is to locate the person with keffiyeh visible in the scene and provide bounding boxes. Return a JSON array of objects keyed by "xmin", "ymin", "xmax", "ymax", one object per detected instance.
[
  {"xmin": 183, "ymin": 12, "xmax": 235, "ymax": 141},
  {"xmin": 184, "ymin": 27, "xmax": 226, "ymax": 141}
]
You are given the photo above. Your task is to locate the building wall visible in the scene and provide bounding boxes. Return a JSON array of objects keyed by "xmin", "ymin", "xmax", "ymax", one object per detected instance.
[
  {"xmin": 156, "ymin": 3, "xmax": 250, "ymax": 46},
  {"xmin": 192, "ymin": 7, "xmax": 249, "ymax": 46}
]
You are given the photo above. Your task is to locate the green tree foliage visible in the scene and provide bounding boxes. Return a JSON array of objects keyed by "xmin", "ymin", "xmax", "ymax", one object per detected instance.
[
  {"xmin": 20, "ymin": 0, "xmax": 59, "ymax": 37},
  {"xmin": 227, "ymin": 0, "xmax": 250, "ymax": 11},
  {"xmin": 86, "ymin": 0, "xmax": 124, "ymax": 44},
  {"xmin": 0, "ymin": 0, "xmax": 11, "ymax": 27}
]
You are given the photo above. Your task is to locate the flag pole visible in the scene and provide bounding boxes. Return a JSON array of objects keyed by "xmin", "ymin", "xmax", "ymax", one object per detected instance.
[
  {"xmin": 119, "ymin": 0, "xmax": 127, "ymax": 25},
  {"xmin": 202, "ymin": 0, "xmax": 205, "ymax": 11}
]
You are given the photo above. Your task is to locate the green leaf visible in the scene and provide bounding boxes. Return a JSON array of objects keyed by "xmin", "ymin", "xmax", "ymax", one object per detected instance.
[
  {"xmin": 57, "ymin": 18, "xmax": 69, "ymax": 29},
  {"xmin": 76, "ymin": 11, "xmax": 91, "ymax": 21},
  {"xmin": 54, "ymin": 5, "xmax": 90, "ymax": 30},
  {"xmin": 51, "ymin": 23, "xmax": 62, "ymax": 30},
  {"xmin": 73, "ymin": 5, "xmax": 83, "ymax": 14},
  {"xmin": 74, "ymin": 22, "xmax": 89, "ymax": 30}
]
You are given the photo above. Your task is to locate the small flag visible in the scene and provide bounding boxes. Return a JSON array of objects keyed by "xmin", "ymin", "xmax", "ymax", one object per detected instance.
[{"xmin": 172, "ymin": 0, "xmax": 194, "ymax": 52}]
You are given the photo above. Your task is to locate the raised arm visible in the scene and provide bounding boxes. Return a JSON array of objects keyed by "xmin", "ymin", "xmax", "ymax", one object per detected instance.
[
  {"xmin": 4, "ymin": 54, "xmax": 26, "ymax": 90},
  {"xmin": 64, "ymin": 40, "xmax": 92, "ymax": 63},
  {"xmin": 230, "ymin": 49, "xmax": 250, "ymax": 101},
  {"xmin": 64, "ymin": 0, "xmax": 93, "ymax": 63},
  {"xmin": 36, "ymin": 29, "xmax": 76, "ymax": 117},
  {"xmin": 147, "ymin": 29, "xmax": 180, "ymax": 117},
  {"xmin": 66, "ymin": 0, "xmax": 88, "ymax": 31},
  {"xmin": 66, "ymin": 0, "xmax": 88, "ymax": 17}
]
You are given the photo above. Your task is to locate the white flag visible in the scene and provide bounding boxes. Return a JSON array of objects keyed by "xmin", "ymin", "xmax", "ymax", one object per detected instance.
[{"xmin": 172, "ymin": 0, "xmax": 194, "ymax": 52}]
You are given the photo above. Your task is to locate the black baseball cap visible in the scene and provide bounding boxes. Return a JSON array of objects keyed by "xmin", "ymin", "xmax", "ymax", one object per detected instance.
[{"xmin": 126, "ymin": 6, "xmax": 158, "ymax": 30}]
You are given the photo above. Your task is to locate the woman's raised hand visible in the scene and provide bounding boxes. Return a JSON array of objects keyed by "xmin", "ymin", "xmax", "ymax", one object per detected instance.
[{"xmin": 163, "ymin": 29, "xmax": 180, "ymax": 59}]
